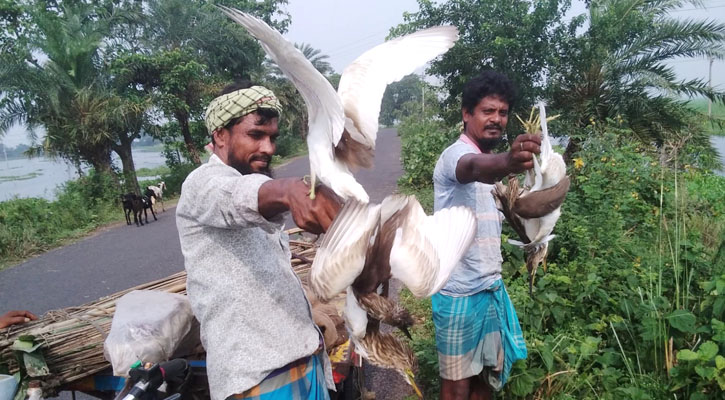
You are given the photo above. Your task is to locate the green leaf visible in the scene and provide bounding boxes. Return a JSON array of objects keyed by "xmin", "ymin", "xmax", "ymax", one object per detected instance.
[
  {"xmin": 694, "ymin": 365, "xmax": 716, "ymax": 379},
  {"xmin": 666, "ymin": 310, "xmax": 697, "ymax": 333},
  {"xmin": 714, "ymin": 297, "xmax": 725, "ymax": 318},
  {"xmin": 677, "ymin": 349, "xmax": 698, "ymax": 361},
  {"xmin": 698, "ymin": 341, "xmax": 719, "ymax": 361},
  {"xmin": 539, "ymin": 346, "xmax": 554, "ymax": 372},
  {"xmin": 580, "ymin": 336, "xmax": 601, "ymax": 357},
  {"xmin": 715, "ymin": 355, "xmax": 725, "ymax": 370}
]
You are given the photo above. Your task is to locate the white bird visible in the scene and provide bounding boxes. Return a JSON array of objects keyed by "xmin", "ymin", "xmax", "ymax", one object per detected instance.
[
  {"xmin": 217, "ymin": 6, "xmax": 459, "ymax": 202},
  {"xmin": 494, "ymin": 102, "xmax": 570, "ymax": 293}
]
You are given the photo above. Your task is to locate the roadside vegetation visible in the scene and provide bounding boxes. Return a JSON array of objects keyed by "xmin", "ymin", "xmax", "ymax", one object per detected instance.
[{"xmin": 388, "ymin": 1, "xmax": 725, "ymax": 398}]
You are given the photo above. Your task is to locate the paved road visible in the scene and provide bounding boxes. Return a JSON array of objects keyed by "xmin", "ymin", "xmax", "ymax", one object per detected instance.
[{"xmin": 1, "ymin": 127, "xmax": 414, "ymax": 399}]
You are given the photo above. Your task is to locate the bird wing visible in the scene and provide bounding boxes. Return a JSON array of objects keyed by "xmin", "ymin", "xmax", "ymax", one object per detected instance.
[
  {"xmin": 310, "ymin": 200, "xmax": 380, "ymax": 301},
  {"xmin": 388, "ymin": 196, "xmax": 476, "ymax": 297},
  {"xmin": 422, "ymin": 205, "xmax": 476, "ymax": 296},
  {"xmin": 218, "ymin": 7, "xmax": 345, "ymax": 148},
  {"xmin": 337, "ymin": 26, "xmax": 459, "ymax": 153}
]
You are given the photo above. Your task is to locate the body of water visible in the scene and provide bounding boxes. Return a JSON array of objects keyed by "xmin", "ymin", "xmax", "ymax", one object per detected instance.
[{"xmin": 0, "ymin": 148, "xmax": 167, "ymax": 202}]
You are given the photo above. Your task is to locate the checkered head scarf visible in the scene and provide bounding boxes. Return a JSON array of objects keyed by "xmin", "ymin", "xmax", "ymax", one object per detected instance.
[{"xmin": 204, "ymin": 86, "xmax": 283, "ymax": 134}]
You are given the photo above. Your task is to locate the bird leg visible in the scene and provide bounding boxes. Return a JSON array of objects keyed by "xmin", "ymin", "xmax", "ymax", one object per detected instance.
[{"xmin": 301, "ymin": 174, "xmax": 317, "ymax": 199}]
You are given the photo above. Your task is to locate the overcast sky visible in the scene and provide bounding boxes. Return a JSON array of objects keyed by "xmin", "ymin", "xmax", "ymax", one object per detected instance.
[{"xmin": 1, "ymin": 0, "xmax": 723, "ymax": 148}]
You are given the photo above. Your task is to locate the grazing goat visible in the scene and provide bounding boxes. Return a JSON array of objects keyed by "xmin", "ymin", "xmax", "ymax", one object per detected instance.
[
  {"xmin": 121, "ymin": 193, "xmax": 145, "ymax": 226},
  {"xmin": 146, "ymin": 181, "xmax": 166, "ymax": 212}
]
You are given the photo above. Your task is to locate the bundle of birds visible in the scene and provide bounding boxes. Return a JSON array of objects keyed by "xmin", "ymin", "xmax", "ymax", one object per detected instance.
[
  {"xmin": 312, "ymin": 195, "xmax": 476, "ymax": 397},
  {"xmin": 493, "ymin": 103, "xmax": 570, "ymax": 294},
  {"xmin": 217, "ymin": 7, "xmax": 464, "ymax": 396}
]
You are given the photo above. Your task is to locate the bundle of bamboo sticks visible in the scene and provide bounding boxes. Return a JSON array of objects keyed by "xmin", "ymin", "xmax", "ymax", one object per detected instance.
[{"xmin": 0, "ymin": 229, "xmax": 318, "ymax": 393}]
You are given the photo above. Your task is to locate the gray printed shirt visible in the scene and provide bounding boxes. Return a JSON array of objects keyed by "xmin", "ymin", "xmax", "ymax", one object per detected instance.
[
  {"xmin": 433, "ymin": 140, "xmax": 504, "ymax": 296},
  {"xmin": 176, "ymin": 154, "xmax": 333, "ymax": 400}
]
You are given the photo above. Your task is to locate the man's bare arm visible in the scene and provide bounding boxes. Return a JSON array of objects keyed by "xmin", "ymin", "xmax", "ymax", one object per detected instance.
[
  {"xmin": 456, "ymin": 134, "xmax": 542, "ymax": 184},
  {"xmin": 258, "ymin": 178, "xmax": 342, "ymax": 234}
]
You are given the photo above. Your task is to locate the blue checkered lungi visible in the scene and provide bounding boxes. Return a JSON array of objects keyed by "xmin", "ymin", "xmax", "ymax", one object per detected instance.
[
  {"xmin": 229, "ymin": 353, "xmax": 329, "ymax": 400},
  {"xmin": 431, "ymin": 279, "xmax": 527, "ymax": 390}
]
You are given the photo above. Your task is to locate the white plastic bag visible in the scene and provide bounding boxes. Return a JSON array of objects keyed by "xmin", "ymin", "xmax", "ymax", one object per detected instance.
[{"xmin": 103, "ymin": 290, "xmax": 195, "ymax": 377}]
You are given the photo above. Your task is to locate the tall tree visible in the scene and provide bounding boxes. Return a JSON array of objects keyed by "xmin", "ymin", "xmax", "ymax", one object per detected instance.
[
  {"xmin": 114, "ymin": 0, "xmax": 289, "ymax": 165},
  {"xmin": 379, "ymin": 74, "xmax": 427, "ymax": 126},
  {"xmin": 390, "ymin": 0, "xmax": 575, "ymax": 128},
  {"xmin": 549, "ymin": 0, "xmax": 725, "ymax": 159},
  {"xmin": 0, "ymin": 1, "xmax": 116, "ymax": 174},
  {"xmin": 0, "ymin": 1, "xmax": 151, "ymax": 192}
]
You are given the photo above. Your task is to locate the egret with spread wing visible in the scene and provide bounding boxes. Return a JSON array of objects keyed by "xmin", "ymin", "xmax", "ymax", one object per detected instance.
[{"xmin": 218, "ymin": 6, "xmax": 458, "ymax": 202}]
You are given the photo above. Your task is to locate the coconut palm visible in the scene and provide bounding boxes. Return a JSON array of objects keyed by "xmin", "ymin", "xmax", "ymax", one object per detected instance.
[{"xmin": 550, "ymin": 0, "xmax": 725, "ymax": 159}]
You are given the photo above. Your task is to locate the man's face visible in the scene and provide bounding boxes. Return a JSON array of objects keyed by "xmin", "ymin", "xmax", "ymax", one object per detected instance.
[
  {"xmin": 216, "ymin": 113, "xmax": 278, "ymax": 176},
  {"xmin": 463, "ymin": 95, "xmax": 509, "ymax": 152}
]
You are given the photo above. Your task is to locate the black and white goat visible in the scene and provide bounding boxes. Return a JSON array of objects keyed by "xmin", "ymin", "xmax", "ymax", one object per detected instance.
[{"xmin": 146, "ymin": 181, "xmax": 166, "ymax": 212}]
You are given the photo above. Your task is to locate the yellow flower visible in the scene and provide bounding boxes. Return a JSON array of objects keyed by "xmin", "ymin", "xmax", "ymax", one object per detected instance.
[
  {"xmin": 574, "ymin": 158, "xmax": 584, "ymax": 169},
  {"xmin": 601, "ymin": 156, "xmax": 608, "ymax": 162}
]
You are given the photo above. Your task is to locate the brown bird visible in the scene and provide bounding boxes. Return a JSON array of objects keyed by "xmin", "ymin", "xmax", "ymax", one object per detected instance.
[{"xmin": 312, "ymin": 195, "xmax": 476, "ymax": 397}]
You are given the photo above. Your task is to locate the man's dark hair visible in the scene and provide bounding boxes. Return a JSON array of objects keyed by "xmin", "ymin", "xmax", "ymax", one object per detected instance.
[
  {"xmin": 218, "ymin": 80, "xmax": 280, "ymax": 131},
  {"xmin": 461, "ymin": 71, "xmax": 517, "ymax": 114}
]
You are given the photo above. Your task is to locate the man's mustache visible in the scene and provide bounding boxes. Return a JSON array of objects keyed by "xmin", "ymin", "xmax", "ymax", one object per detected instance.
[
  {"xmin": 250, "ymin": 155, "xmax": 272, "ymax": 163},
  {"xmin": 484, "ymin": 123, "xmax": 503, "ymax": 131}
]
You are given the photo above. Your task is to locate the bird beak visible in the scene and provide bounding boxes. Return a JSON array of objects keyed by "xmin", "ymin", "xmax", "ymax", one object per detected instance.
[
  {"xmin": 400, "ymin": 326, "xmax": 413, "ymax": 341},
  {"xmin": 405, "ymin": 369, "xmax": 423, "ymax": 398}
]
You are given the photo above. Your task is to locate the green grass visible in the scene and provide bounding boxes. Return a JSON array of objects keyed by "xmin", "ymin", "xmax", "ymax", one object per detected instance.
[
  {"xmin": 688, "ymin": 98, "xmax": 725, "ymax": 135},
  {"xmin": 135, "ymin": 165, "xmax": 170, "ymax": 177},
  {"xmin": 0, "ymin": 170, "xmax": 42, "ymax": 182}
]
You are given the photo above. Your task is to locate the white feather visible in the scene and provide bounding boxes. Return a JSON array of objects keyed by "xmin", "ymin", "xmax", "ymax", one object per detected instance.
[
  {"xmin": 310, "ymin": 201, "xmax": 380, "ymax": 300},
  {"xmin": 388, "ymin": 198, "xmax": 476, "ymax": 298},
  {"xmin": 518, "ymin": 102, "xmax": 567, "ymax": 247},
  {"xmin": 338, "ymin": 26, "xmax": 459, "ymax": 148},
  {"xmin": 344, "ymin": 287, "xmax": 368, "ymax": 341}
]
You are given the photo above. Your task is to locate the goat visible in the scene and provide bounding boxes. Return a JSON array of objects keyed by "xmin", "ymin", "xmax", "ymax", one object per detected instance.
[
  {"xmin": 146, "ymin": 181, "xmax": 166, "ymax": 212},
  {"xmin": 140, "ymin": 193, "xmax": 158, "ymax": 224},
  {"xmin": 121, "ymin": 193, "xmax": 145, "ymax": 226}
]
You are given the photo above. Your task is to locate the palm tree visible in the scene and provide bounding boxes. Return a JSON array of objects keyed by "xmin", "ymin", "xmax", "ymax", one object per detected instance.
[
  {"xmin": 0, "ymin": 1, "xmax": 148, "ymax": 192},
  {"xmin": 296, "ymin": 42, "xmax": 333, "ymax": 75},
  {"xmin": 264, "ymin": 42, "xmax": 334, "ymax": 78},
  {"xmin": 550, "ymin": 0, "xmax": 725, "ymax": 160}
]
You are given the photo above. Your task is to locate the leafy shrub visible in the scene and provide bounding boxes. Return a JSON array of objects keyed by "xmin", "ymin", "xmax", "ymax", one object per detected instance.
[
  {"xmin": 397, "ymin": 115, "xmax": 459, "ymax": 188},
  {"xmin": 0, "ymin": 171, "xmax": 121, "ymax": 267},
  {"xmin": 398, "ymin": 121, "xmax": 725, "ymax": 398},
  {"xmin": 160, "ymin": 163, "xmax": 197, "ymax": 197}
]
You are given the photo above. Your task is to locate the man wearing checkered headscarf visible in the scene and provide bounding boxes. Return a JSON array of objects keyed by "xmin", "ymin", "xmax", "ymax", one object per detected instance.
[
  {"xmin": 202, "ymin": 82, "xmax": 282, "ymax": 176},
  {"xmin": 204, "ymin": 84, "xmax": 283, "ymax": 135},
  {"xmin": 177, "ymin": 81, "xmax": 340, "ymax": 400}
]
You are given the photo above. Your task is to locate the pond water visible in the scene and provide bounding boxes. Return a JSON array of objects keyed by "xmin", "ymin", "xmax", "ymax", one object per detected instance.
[
  {"xmin": 0, "ymin": 138, "xmax": 723, "ymax": 203},
  {"xmin": 0, "ymin": 148, "xmax": 167, "ymax": 202}
]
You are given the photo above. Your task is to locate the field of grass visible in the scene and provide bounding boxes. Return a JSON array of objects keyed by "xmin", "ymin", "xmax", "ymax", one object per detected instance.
[{"xmin": 688, "ymin": 98, "xmax": 725, "ymax": 135}]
